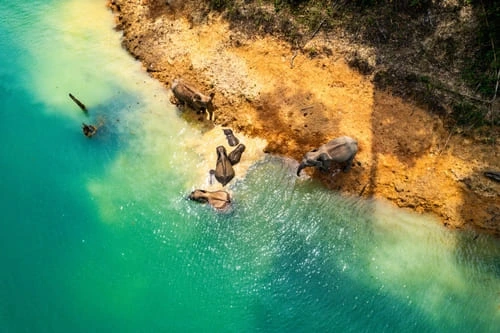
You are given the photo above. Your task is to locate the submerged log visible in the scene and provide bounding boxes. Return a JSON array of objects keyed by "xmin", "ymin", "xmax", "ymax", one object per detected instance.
[
  {"xmin": 69, "ymin": 93, "xmax": 87, "ymax": 112},
  {"xmin": 82, "ymin": 123, "xmax": 97, "ymax": 137}
]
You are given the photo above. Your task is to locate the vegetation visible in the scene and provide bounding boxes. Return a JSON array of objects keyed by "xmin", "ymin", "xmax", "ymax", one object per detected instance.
[
  {"xmin": 463, "ymin": 1, "xmax": 499, "ymax": 98},
  {"xmin": 205, "ymin": 0, "xmax": 498, "ymax": 130}
]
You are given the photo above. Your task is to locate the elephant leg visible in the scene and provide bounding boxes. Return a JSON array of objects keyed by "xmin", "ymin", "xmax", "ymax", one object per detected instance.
[
  {"xmin": 318, "ymin": 159, "xmax": 332, "ymax": 172},
  {"xmin": 317, "ymin": 153, "xmax": 332, "ymax": 172},
  {"xmin": 207, "ymin": 109, "xmax": 214, "ymax": 121},
  {"xmin": 342, "ymin": 156, "xmax": 354, "ymax": 172}
]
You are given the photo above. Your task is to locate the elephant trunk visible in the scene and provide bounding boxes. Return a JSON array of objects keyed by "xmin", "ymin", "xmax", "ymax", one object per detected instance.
[{"xmin": 297, "ymin": 162, "xmax": 306, "ymax": 176}]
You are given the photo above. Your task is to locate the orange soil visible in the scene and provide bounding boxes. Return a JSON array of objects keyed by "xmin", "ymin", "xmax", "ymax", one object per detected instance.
[{"xmin": 108, "ymin": 0, "xmax": 499, "ymax": 236}]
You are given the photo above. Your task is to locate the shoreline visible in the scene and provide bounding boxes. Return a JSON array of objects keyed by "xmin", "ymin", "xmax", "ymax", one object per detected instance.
[{"xmin": 108, "ymin": 0, "xmax": 499, "ymax": 236}]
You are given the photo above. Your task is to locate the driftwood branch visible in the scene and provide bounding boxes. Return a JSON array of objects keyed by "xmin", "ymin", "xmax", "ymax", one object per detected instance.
[{"xmin": 69, "ymin": 93, "xmax": 87, "ymax": 112}]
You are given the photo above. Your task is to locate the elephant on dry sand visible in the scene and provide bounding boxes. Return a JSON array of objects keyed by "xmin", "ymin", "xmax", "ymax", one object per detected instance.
[
  {"xmin": 297, "ymin": 136, "xmax": 358, "ymax": 176},
  {"xmin": 171, "ymin": 78, "xmax": 215, "ymax": 120}
]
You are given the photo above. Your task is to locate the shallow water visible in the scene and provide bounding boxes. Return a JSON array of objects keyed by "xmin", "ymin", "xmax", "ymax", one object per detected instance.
[{"xmin": 0, "ymin": 1, "xmax": 499, "ymax": 332}]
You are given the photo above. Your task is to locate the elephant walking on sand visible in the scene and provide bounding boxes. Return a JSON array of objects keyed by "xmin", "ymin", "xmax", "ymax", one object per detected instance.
[{"xmin": 297, "ymin": 136, "xmax": 358, "ymax": 176}]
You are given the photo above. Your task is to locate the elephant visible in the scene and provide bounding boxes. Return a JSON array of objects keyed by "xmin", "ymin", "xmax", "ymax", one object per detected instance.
[
  {"xmin": 170, "ymin": 78, "xmax": 215, "ymax": 120},
  {"xmin": 223, "ymin": 128, "xmax": 239, "ymax": 146},
  {"xmin": 228, "ymin": 144, "xmax": 246, "ymax": 166},
  {"xmin": 297, "ymin": 136, "xmax": 358, "ymax": 176},
  {"xmin": 188, "ymin": 189, "xmax": 231, "ymax": 210},
  {"xmin": 213, "ymin": 145, "xmax": 235, "ymax": 186}
]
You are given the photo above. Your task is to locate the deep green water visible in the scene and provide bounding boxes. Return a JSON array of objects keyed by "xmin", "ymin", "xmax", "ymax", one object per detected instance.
[{"xmin": 1, "ymin": 1, "xmax": 499, "ymax": 332}]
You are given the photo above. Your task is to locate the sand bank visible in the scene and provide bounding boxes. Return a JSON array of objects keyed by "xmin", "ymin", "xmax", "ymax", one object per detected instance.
[{"xmin": 108, "ymin": 0, "xmax": 499, "ymax": 236}]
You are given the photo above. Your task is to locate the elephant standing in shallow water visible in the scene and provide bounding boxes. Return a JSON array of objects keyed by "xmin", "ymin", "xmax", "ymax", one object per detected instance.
[
  {"xmin": 228, "ymin": 144, "xmax": 245, "ymax": 165},
  {"xmin": 214, "ymin": 145, "xmax": 235, "ymax": 186},
  {"xmin": 297, "ymin": 136, "xmax": 358, "ymax": 176}
]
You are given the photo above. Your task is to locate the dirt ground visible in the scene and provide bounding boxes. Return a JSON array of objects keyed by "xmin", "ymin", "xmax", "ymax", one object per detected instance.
[{"xmin": 108, "ymin": 0, "xmax": 499, "ymax": 236}]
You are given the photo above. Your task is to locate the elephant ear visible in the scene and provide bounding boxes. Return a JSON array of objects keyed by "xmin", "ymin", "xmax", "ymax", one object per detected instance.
[
  {"xmin": 318, "ymin": 152, "xmax": 330, "ymax": 162},
  {"xmin": 317, "ymin": 152, "xmax": 332, "ymax": 172}
]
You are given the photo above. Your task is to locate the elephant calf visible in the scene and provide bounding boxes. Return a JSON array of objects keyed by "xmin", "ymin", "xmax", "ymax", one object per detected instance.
[{"xmin": 297, "ymin": 136, "xmax": 358, "ymax": 176}]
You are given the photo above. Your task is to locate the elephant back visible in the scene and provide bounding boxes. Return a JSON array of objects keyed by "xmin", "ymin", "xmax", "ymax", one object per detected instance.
[
  {"xmin": 325, "ymin": 136, "xmax": 358, "ymax": 163},
  {"xmin": 228, "ymin": 144, "xmax": 246, "ymax": 165},
  {"xmin": 215, "ymin": 146, "xmax": 235, "ymax": 186}
]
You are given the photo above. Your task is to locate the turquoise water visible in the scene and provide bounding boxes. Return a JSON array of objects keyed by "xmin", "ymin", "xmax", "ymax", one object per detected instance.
[{"xmin": 1, "ymin": 1, "xmax": 499, "ymax": 332}]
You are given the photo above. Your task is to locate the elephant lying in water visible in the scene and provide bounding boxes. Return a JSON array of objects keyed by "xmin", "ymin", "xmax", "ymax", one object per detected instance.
[
  {"xmin": 188, "ymin": 189, "xmax": 231, "ymax": 210},
  {"xmin": 297, "ymin": 136, "xmax": 358, "ymax": 176}
]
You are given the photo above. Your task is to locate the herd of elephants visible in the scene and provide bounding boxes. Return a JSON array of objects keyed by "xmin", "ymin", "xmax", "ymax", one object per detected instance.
[
  {"xmin": 170, "ymin": 78, "xmax": 359, "ymax": 211},
  {"xmin": 169, "ymin": 78, "xmax": 500, "ymax": 211},
  {"xmin": 72, "ymin": 78, "xmax": 360, "ymax": 211}
]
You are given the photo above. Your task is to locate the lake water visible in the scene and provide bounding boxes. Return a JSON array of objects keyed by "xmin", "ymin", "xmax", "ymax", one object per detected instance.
[{"xmin": 1, "ymin": 1, "xmax": 499, "ymax": 332}]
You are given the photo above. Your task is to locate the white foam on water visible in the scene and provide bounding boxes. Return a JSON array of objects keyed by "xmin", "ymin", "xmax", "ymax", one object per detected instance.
[{"xmin": 182, "ymin": 126, "xmax": 268, "ymax": 191}]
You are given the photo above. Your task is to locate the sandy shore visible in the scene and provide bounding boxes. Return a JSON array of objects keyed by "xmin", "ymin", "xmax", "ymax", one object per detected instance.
[{"xmin": 108, "ymin": 0, "xmax": 499, "ymax": 236}]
